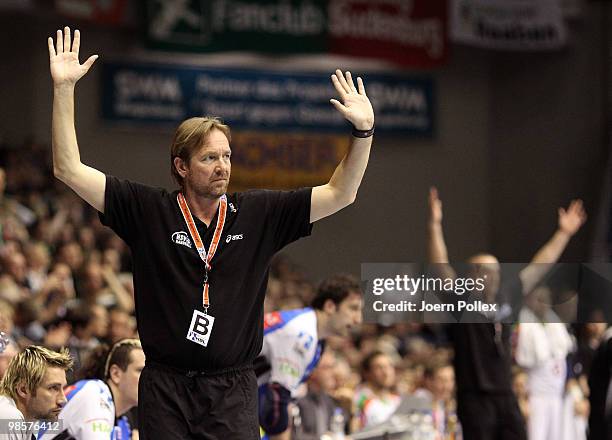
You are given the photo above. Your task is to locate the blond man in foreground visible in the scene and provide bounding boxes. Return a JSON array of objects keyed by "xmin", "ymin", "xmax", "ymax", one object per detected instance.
[{"xmin": 0, "ymin": 346, "xmax": 72, "ymax": 439}]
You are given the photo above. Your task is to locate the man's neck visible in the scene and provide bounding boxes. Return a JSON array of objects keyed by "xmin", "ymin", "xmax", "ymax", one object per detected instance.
[
  {"xmin": 108, "ymin": 381, "xmax": 131, "ymax": 418},
  {"xmin": 183, "ymin": 188, "xmax": 221, "ymax": 225},
  {"xmin": 13, "ymin": 397, "xmax": 30, "ymax": 420},
  {"xmin": 315, "ymin": 310, "xmax": 329, "ymax": 339}
]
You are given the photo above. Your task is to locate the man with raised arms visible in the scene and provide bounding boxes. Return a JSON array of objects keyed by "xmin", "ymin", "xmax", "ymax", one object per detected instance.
[
  {"xmin": 427, "ymin": 187, "xmax": 586, "ymax": 440},
  {"xmin": 48, "ymin": 27, "xmax": 374, "ymax": 439}
]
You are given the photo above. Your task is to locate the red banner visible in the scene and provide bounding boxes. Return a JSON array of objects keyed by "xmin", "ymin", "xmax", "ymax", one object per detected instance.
[
  {"xmin": 55, "ymin": 0, "xmax": 131, "ymax": 25},
  {"xmin": 328, "ymin": 0, "xmax": 448, "ymax": 68}
]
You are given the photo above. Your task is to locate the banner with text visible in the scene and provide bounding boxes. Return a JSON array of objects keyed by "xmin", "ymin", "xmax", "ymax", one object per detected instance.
[
  {"xmin": 101, "ymin": 61, "xmax": 434, "ymax": 136},
  {"xmin": 229, "ymin": 132, "xmax": 349, "ymax": 190},
  {"xmin": 145, "ymin": 0, "xmax": 447, "ymax": 67},
  {"xmin": 450, "ymin": 0, "xmax": 567, "ymax": 50}
]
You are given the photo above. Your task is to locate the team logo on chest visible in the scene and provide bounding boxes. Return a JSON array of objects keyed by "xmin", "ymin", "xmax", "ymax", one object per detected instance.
[{"xmin": 171, "ymin": 231, "xmax": 193, "ymax": 249}]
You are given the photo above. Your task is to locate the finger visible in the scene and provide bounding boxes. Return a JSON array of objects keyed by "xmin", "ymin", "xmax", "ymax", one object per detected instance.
[
  {"xmin": 336, "ymin": 69, "xmax": 351, "ymax": 93},
  {"xmin": 82, "ymin": 55, "xmax": 99, "ymax": 73},
  {"xmin": 73, "ymin": 29, "xmax": 80, "ymax": 55},
  {"xmin": 346, "ymin": 71, "xmax": 357, "ymax": 92},
  {"xmin": 47, "ymin": 37, "xmax": 56, "ymax": 58},
  {"xmin": 429, "ymin": 186, "xmax": 438, "ymax": 201},
  {"xmin": 558, "ymin": 208, "xmax": 566, "ymax": 217},
  {"xmin": 64, "ymin": 26, "xmax": 71, "ymax": 53},
  {"xmin": 357, "ymin": 77, "xmax": 366, "ymax": 95},
  {"xmin": 330, "ymin": 98, "xmax": 347, "ymax": 113},
  {"xmin": 56, "ymin": 29, "xmax": 63, "ymax": 54},
  {"xmin": 331, "ymin": 74, "xmax": 347, "ymax": 99},
  {"xmin": 569, "ymin": 199, "xmax": 582, "ymax": 213}
]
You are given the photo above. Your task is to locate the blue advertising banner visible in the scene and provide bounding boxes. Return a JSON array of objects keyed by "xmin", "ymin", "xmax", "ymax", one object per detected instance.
[{"xmin": 101, "ymin": 61, "xmax": 434, "ymax": 136}]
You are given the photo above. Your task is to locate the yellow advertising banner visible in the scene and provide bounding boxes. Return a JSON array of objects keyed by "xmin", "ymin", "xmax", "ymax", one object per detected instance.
[{"xmin": 228, "ymin": 131, "xmax": 350, "ymax": 191}]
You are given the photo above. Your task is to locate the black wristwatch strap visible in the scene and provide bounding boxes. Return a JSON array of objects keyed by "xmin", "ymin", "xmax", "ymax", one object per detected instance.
[{"xmin": 351, "ymin": 125, "xmax": 375, "ymax": 138}]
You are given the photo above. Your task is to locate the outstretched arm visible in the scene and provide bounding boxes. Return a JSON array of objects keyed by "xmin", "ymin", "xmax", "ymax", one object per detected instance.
[
  {"xmin": 427, "ymin": 187, "xmax": 456, "ymax": 279},
  {"xmin": 50, "ymin": 27, "xmax": 106, "ymax": 212},
  {"xmin": 428, "ymin": 187, "xmax": 449, "ymax": 263},
  {"xmin": 520, "ymin": 199, "xmax": 587, "ymax": 294},
  {"xmin": 310, "ymin": 70, "xmax": 374, "ymax": 223}
]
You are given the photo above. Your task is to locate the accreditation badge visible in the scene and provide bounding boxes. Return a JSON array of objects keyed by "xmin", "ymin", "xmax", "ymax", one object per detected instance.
[{"xmin": 186, "ymin": 309, "xmax": 215, "ymax": 347}]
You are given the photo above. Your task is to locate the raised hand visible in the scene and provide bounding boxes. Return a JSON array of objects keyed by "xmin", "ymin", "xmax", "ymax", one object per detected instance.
[
  {"xmin": 429, "ymin": 186, "xmax": 443, "ymax": 224},
  {"xmin": 329, "ymin": 69, "xmax": 375, "ymax": 131},
  {"xmin": 558, "ymin": 199, "xmax": 587, "ymax": 236},
  {"xmin": 48, "ymin": 27, "xmax": 98, "ymax": 87}
]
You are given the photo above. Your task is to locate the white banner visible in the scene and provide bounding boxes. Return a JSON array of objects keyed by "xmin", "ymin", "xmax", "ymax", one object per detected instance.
[{"xmin": 450, "ymin": 0, "xmax": 567, "ymax": 50}]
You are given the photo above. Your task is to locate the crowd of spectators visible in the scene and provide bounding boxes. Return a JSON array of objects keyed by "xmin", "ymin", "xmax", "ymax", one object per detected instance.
[{"xmin": 0, "ymin": 141, "xmax": 607, "ymax": 439}]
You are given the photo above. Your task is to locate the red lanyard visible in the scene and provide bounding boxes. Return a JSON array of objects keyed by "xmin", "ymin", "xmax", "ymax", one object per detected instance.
[{"xmin": 177, "ymin": 193, "xmax": 227, "ymax": 313}]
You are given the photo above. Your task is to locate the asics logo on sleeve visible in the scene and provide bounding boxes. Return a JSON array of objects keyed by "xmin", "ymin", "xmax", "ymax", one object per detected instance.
[{"xmin": 172, "ymin": 231, "xmax": 193, "ymax": 249}]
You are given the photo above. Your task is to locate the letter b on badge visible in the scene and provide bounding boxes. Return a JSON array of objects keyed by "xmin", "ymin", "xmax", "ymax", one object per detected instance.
[{"xmin": 186, "ymin": 309, "xmax": 215, "ymax": 347}]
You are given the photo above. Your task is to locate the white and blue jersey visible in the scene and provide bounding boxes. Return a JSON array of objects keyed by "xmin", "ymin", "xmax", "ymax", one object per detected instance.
[
  {"xmin": 37, "ymin": 380, "xmax": 131, "ymax": 440},
  {"xmin": 256, "ymin": 307, "xmax": 324, "ymax": 396}
]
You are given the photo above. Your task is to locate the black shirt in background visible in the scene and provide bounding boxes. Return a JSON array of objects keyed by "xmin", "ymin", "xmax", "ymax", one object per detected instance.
[
  {"xmin": 99, "ymin": 176, "xmax": 312, "ymax": 371},
  {"xmin": 451, "ymin": 275, "xmax": 523, "ymax": 394}
]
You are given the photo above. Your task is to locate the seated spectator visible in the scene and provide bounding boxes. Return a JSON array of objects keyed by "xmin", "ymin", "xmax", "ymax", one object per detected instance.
[
  {"xmin": 65, "ymin": 305, "xmax": 108, "ymax": 372},
  {"xmin": 0, "ymin": 167, "xmax": 36, "ymax": 227},
  {"xmin": 13, "ymin": 299, "xmax": 45, "ymax": 345},
  {"xmin": 0, "ymin": 250, "xmax": 29, "ymax": 303},
  {"xmin": 0, "ymin": 300, "xmax": 15, "ymax": 340},
  {"xmin": 32, "ymin": 262, "xmax": 75, "ymax": 325},
  {"xmin": 414, "ymin": 361, "xmax": 461, "ymax": 438},
  {"xmin": 331, "ymin": 354, "xmax": 361, "ymax": 433},
  {"xmin": 108, "ymin": 306, "xmax": 136, "ymax": 344},
  {"xmin": 56, "ymin": 241, "xmax": 83, "ymax": 279},
  {"xmin": 79, "ymin": 261, "xmax": 134, "ymax": 312},
  {"xmin": 0, "ymin": 340, "xmax": 18, "ymax": 380},
  {"xmin": 24, "ymin": 241, "xmax": 51, "ymax": 294},
  {"xmin": 354, "ymin": 350, "xmax": 401, "ymax": 429},
  {"xmin": 297, "ymin": 350, "xmax": 350, "ymax": 439}
]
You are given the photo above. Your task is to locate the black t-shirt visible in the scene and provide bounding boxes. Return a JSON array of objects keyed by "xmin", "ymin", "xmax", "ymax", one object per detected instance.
[
  {"xmin": 99, "ymin": 176, "xmax": 312, "ymax": 371},
  {"xmin": 451, "ymin": 275, "xmax": 523, "ymax": 395},
  {"xmin": 451, "ymin": 322, "xmax": 514, "ymax": 394}
]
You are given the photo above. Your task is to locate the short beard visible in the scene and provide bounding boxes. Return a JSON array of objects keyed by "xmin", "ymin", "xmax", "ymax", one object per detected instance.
[
  {"xmin": 31, "ymin": 409, "xmax": 60, "ymax": 421},
  {"xmin": 188, "ymin": 181, "xmax": 229, "ymax": 199}
]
